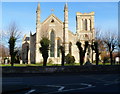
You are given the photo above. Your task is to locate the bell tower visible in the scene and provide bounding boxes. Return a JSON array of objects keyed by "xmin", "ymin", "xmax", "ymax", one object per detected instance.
[
  {"xmin": 64, "ymin": 3, "xmax": 69, "ymax": 55},
  {"xmin": 36, "ymin": 3, "xmax": 42, "ymax": 63},
  {"xmin": 76, "ymin": 12, "xmax": 95, "ymax": 41}
]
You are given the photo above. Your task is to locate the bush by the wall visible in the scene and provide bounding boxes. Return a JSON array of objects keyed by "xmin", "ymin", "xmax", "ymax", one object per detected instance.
[
  {"xmin": 103, "ymin": 56, "xmax": 110, "ymax": 64},
  {"xmin": 65, "ymin": 54, "xmax": 75, "ymax": 64}
]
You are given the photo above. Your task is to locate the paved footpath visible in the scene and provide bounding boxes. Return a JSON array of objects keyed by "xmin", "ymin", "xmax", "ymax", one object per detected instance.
[{"xmin": 2, "ymin": 73, "xmax": 120, "ymax": 94}]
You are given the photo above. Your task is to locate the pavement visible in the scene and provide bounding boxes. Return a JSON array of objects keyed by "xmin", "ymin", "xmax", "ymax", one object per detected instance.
[{"xmin": 2, "ymin": 73, "xmax": 120, "ymax": 94}]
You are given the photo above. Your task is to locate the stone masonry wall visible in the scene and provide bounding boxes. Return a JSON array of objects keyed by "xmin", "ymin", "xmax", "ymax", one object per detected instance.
[{"xmin": 2, "ymin": 65, "xmax": 120, "ymax": 74}]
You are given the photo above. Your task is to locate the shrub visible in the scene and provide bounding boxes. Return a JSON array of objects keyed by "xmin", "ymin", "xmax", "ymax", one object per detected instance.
[
  {"xmin": 103, "ymin": 56, "xmax": 109, "ymax": 64},
  {"xmin": 65, "ymin": 54, "xmax": 75, "ymax": 64}
]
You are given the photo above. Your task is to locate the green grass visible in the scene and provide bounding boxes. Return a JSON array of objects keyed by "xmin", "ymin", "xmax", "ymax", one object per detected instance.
[
  {"xmin": 0, "ymin": 62, "xmax": 119, "ymax": 67},
  {"xmin": 0, "ymin": 64, "xmax": 42, "ymax": 67},
  {"xmin": 98, "ymin": 62, "xmax": 111, "ymax": 65},
  {"xmin": 0, "ymin": 63, "xmax": 80, "ymax": 67},
  {"xmin": 93, "ymin": 62, "xmax": 115, "ymax": 65}
]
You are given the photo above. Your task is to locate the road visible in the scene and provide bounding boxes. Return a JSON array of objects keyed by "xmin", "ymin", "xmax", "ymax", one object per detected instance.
[{"xmin": 2, "ymin": 73, "xmax": 120, "ymax": 94}]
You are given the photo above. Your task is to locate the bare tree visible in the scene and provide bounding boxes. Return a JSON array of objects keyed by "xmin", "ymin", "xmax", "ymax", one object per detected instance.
[
  {"xmin": 93, "ymin": 28, "xmax": 107, "ymax": 65},
  {"xmin": 76, "ymin": 41, "xmax": 89, "ymax": 65},
  {"xmin": 91, "ymin": 41, "xmax": 100, "ymax": 65},
  {"xmin": 95, "ymin": 28, "xmax": 106, "ymax": 52},
  {"xmin": 0, "ymin": 44, "xmax": 9, "ymax": 57},
  {"xmin": 0, "ymin": 44, "xmax": 10, "ymax": 64},
  {"xmin": 102, "ymin": 31, "xmax": 118, "ymax": 65},
  {"xmin": 95, "ymin": 28, "xmax": 102, "ymax": 40},
  {"xmin": 4, "ymin": 22, "xmax": 21, "ymax": 66}
]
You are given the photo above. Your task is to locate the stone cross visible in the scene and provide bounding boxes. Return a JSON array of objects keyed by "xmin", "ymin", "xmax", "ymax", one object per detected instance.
[{"xmin": 51, "ymin": 9, "xmax": 54, "ymax": 14}]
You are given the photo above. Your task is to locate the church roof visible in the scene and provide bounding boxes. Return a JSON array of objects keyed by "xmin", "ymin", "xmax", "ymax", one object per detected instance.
[
  {"xmin": 42, "ymin": 14, "xmax": 63, "ymax": 24},
  {"xmin": 22, "ymin": 34, "xmax": 30, "ymax": 42},
  {"xmin": 68, "ymin": 30, "xmax": 75, "ymax": 35}
]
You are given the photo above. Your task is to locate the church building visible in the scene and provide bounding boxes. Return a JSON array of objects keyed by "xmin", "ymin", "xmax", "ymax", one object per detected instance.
[{"xmin": 22, "ymin": 3, "xmax": 95, "ymax": 64}]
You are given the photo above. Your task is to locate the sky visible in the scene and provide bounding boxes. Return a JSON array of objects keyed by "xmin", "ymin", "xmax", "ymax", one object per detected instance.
[
  {"xmin": 1, "ymin": 0, "xmax": 120, "ymax": 2},
  {"xmin": 1, "ymin": 2, "xmax": 118, "ymax": 46}
]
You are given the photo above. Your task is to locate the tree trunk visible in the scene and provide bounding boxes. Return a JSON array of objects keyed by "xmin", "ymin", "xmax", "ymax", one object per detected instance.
[
  {"xmin": 61, "ymin": 53, "xmax": 65, "ymax": 66},
  {"xmin": 11, "ymin": 55, "xmax": 14, "ymax": 66},
  {"xmin": 96, "ymin": 53, "xmax": 99, "ymax": 65},
  {"xmin": 81, "ymin": 56, "xmax": 84, "ymax": 65},
  {"xmin": 43, "ymin": 57, "xmax": 47, "ymax": 66},
  {"xmin": 79, "ymin": 52, "xmax": 81, "ymax": 65},
  {"xmin": 80, "ymin": 52, "xmax": 84, "ymax": 65},
  {"xmin": 110, "ymin": 51, "xmax": 113, "ymax": 65},
  {"xmin": 43, "ymin": 61, "xmax": 46, "ymax": 66}
]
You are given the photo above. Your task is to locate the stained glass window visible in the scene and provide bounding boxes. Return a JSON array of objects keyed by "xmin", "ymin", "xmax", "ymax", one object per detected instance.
[
  {"xmin": 57, "ymin": 39, "xmax": 61, "ymax": 57},
  {"xmin": 50, "ymin": 31, "xmax": 55, "ymax": 57},
  {"xmin": 85, "ymin": 19, "xmax": 87, "ymax": 31},
  {"xmin": 90, "ymin": 19, "xmax": 92, "ymax": 30}
]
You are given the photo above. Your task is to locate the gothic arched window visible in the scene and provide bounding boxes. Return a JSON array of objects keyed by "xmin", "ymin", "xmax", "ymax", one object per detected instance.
[
  {"xmin": 89, "ymin": 19, "xmax": 92, "ymax": 30},
  {"xmin": 82, "ymin": 19, "xmax": 84, "ymax": 30},
  {"xmin": 69, "ymin": 42, "xmax": 72, "ymax": 55},
  {"xmin": 85, "ymin": 19, "xmax": 87, "ymax": 31},
  {"xmin": 50, "ymin": 31, "xmax": 55, "ymax": 57},
  {"xmin": 57, "ymin": 39, "xmax": 61, "ymax": 57}
]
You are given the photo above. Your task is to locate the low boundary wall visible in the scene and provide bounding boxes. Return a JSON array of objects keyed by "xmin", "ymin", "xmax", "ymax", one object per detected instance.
[{"xmin": 2, "ymin": 65, "xmax": 120, "ymax": 74}]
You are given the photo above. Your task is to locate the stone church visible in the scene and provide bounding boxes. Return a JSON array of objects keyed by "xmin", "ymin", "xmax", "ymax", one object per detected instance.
[{"xmin": 22, "ymin": 3, "xmax": 95, "ymax": 64}]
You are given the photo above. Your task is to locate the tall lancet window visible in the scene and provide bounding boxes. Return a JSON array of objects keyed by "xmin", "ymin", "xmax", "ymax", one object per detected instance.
[
  {"xmin": 90, "ymin": 19, "xmax": 92, "ymax": 30},
  {"xmin": 82, "ymin": 19, "xmax": 84, "ymax": 30},
  {"xmin": 85, "ymin": 19, "xmax": 87, "ymax": 31},
  {"xmin": 69, "ymin": 42, "xmax": 72, "ymax": 55},
  {"xmin": 50, "ymin": 31, "xmax": 55, "ymax": 57},
  {"xmin": 57, "ymin": 39, "xmax": 61, "ymax": 57}
]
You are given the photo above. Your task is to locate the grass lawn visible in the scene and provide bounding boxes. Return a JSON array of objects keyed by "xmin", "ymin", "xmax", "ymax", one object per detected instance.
[
  {"xmin": 0, "ymin": 62, "xmax": 118, "ymax": 67},
  {"xmin": 0, "ymin": 63, "xmax": 80, "ymax": 67},
  {"xmin": 0, "ymin": 63, "xmax": 47, "ymax": 67},
  {"xmin": 93, "ymin": 62, "xmax": 111, "ymax": 65}
]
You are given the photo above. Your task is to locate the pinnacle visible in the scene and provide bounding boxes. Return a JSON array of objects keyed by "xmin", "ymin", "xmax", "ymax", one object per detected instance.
[
  {"xmin": 37, "ymin": 3, "xmax": 40, "ymax": 10},
  {"xmin": 64, "ymin": 2, "xmax": 68, "ymax": 10}
]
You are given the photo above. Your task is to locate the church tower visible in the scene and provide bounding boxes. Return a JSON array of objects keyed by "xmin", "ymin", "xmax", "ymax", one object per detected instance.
[
  {"xmin": 64, "ymin": 3, "xmax": 69, "ymax": 55},
  {"xmin": 35, "ymin": 3, "xmax": 42, "ymax": 63},
  {"xmin": 76, "ymin": 12, "xmax": 95, "ymax": 41},
  {"xmin": 76, "ymin": 12, "xmax": 95, "ymax": 62}
]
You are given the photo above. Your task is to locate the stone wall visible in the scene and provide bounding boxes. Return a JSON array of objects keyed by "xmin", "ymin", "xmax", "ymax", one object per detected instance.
[{"xmin": 2, "ymin": 65, "xmax": 120, "ymax": 74}]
